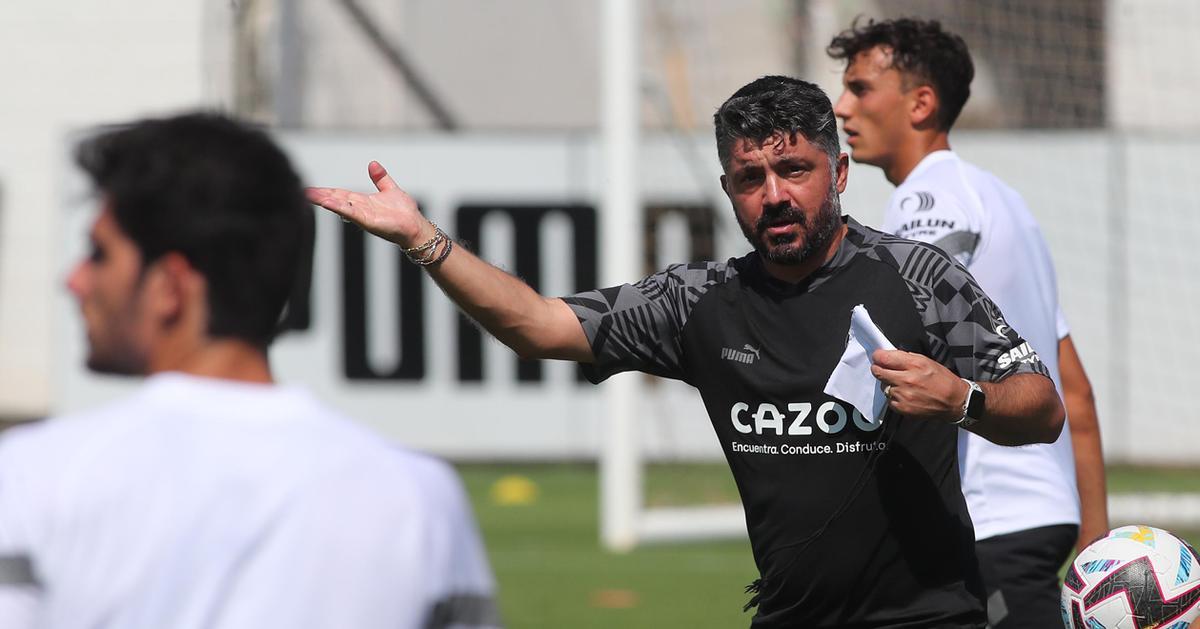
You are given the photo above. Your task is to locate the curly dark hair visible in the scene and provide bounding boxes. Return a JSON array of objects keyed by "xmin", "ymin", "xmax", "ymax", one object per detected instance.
[
  {"xmin": 713, "ymin": 75, "xmax": 840, "ymax": 172},
  {"xmin": 827, "ymin": 17, "xmax": 974, "ymax": 131}
]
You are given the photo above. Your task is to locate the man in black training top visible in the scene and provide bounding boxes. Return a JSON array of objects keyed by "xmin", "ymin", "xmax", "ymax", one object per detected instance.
[{"xmin": 308, "ymin": 76, "xmax": 1065, "ymax": 628}]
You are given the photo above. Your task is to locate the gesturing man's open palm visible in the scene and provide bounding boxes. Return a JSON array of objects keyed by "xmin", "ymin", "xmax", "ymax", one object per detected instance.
[{"xmin": 305, "ymin": 161, "xmax": 426, "ymax": 247}]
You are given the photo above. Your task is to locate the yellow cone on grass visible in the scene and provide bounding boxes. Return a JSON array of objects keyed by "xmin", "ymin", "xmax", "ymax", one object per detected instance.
[{"xmin": 490, "ymin": 474, "xmax": 538, "ymax": 506}]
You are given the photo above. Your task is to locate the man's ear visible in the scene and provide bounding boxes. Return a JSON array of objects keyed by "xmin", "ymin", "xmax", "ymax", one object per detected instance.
[
  {"xmin": 909, "ymin": 84, "xmax": 940, "ymax": 129},
  {"xmin": 144, "ymin": 252, "xmax": 199, "ymax": 323},
  {"xmin": 720, "ymin": 173, "xmax": 729, "ymax": 196},
  {"xmin": 835, "ymin": 152, "xmax": 849, "ymax": 193}
]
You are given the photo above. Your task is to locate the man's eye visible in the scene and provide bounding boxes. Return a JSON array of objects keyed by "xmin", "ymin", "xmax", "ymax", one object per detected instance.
[{"xmin": 89, "ymin": 245, "xmax": 105, "ymax": 263}]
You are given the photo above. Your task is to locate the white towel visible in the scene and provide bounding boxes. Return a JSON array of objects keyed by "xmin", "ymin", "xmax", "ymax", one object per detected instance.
[{"xmin": 823, "ymin": 304, "xmax": 896, "ymax": 422}]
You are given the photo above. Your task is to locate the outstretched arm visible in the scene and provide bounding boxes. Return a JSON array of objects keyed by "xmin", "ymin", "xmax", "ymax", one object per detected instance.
[
  {"xmin": 1059, "ymin": 335, "xmax": 1109, "ymax": 552},
  {"xmin": 307, "ymin": 162, "xmax": 591, "ymax": 362},
  {"xmin": 871, "ymin": 349, "xmax": 1065, "ymax": 446}
]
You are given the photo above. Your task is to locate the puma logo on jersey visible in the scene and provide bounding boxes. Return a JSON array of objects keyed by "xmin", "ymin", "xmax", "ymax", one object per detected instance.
[
  {"xmin": 997, "ymin": 342, "xmax": 1040, "ymax": 368},
  {"xmin": 722, "ymin": 344, "xmax": 760, "ymax": 365},
  {"xmin": 900, "ymin": 191, "xmax": 936, "ymax": 212}
]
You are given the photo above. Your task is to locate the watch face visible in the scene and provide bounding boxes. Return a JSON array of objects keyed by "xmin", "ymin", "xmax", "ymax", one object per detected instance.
[{"xmin": 966, "ymin": 385, "xmax": 986, "ymax": 419}]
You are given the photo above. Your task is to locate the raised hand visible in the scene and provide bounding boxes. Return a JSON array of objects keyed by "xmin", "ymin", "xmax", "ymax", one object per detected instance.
[
  {"xmin": 870, "ymin": 349, "xmax": 968, "ymax": 423},
  {"xmin": 305, "ymin": 161, "xmax": 428, "ymax": 247}
]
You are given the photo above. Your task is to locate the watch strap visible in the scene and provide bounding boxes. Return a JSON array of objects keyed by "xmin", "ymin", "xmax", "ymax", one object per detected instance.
[{"xmin": 953, "ymin": 379, "xmax": 984, "ymax": 428}]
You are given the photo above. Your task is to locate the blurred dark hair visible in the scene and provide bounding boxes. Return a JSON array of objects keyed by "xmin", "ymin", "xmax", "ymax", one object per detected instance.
[
  {"xmin": 713, "ymin": 75, "xmax": 841, "ymax": 172},
  {"xmin": 827, "ymin": 17, "xmax": 974, "ymax": 131},
  {"xmin": 75, "ymin": 112, "xmax": 313, "ymax": 347}
]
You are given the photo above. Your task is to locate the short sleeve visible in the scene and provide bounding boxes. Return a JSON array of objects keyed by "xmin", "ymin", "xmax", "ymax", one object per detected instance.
[
  {"xmin": 885, "ymin": 188, "xmax": 980, "ymax": 266},
  {"xmin": 1055, "ymin": 304, "xmax": 1071, "ymax": 340},
  {"xmin": 412, "ymin": 459, "xmax": 500, "ymax": 629},
  {"xmin": 0, "ymin": 432, "xmax": 40, "ymax": 570},
  {"xmin": 0, "ymin": 432, "xmax": 41, "ymax": 629},
  {"xmin": 562, "ymin": 261, "xmax": 727, "ymax": 384},
  {"xmin": 268, "ymin": 452, "xmax": 501, "ymax": 629},
  {"xmin": 912, "ymin": 251, "xmax": 1051, "ymax": 383}
]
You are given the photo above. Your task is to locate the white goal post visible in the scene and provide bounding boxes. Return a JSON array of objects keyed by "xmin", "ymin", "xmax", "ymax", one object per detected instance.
[{"xmin": 599, "ymin": 0, "xmax": 749, "ymax": 551}]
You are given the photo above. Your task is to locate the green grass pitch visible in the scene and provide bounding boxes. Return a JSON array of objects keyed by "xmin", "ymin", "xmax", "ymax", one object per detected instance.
[{"xmin": 455, "ymin": 463, "xmax": 1200, "ymax": 628}]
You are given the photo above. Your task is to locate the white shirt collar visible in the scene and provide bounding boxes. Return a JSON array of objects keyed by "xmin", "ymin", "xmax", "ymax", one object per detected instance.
[{"xmin": 903, "ymin": 149, "xmax": 959, "ymax": 185}]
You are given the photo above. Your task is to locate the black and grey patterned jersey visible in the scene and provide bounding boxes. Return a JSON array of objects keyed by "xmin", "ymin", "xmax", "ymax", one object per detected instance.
[{"xmin": 563, "ymin": 216, "xmax": 1049, "ymax": 629}]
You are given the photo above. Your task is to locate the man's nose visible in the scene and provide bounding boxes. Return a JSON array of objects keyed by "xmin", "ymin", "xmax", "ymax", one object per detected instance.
[
  {"xmin": 764, "ymin": 173, "xmax": 787, "ymax": 206},
  {"xmin": 833, "ymin": 91, "xmax": 852, "ymax": 120},
  {"xmin": 66, "ymin": 261, "xmax": 88, "ymax": 298}
]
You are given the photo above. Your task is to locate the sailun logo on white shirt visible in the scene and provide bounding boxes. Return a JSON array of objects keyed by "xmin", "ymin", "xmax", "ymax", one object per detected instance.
[
  {"xmin": 900, "ymin": 191, "xmax": 936, "ymax": 212},
  {"xmin": 722, "ymin": 344, "xmax": 760, "ymax": 365}
]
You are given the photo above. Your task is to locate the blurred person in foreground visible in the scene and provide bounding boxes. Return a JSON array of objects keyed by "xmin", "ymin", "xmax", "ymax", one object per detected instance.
[
  {"xmin": 0, "ymin": 113, "xmax": 499, "ymax": 629},
  {"xmin": 829, "ymin": 17, "xmax": 1108, "ymax": 628},
  {"xmin": 308, "ymin": 76, "xmax": 1064, "ymax": 628}
]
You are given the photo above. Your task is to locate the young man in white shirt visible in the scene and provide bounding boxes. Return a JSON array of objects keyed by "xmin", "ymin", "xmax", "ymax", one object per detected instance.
[
  {"xmin": 0, "ymin": 113, "xmax": 499, "ymax": 629},
  {"xmin": 828, "ymin": 17, "xmax": 1108, "ymax": 628}
]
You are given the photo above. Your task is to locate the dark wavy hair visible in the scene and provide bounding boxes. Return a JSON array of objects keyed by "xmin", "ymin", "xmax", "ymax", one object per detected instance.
[
  {"xmin": 827, "ymin": 17, "xmax": 974, "ymax": 131},
  {"xmin": 75, "ymin": 112, "xmax": 313, "ymax": 347},
  {"xmin": 713, "ymin": 75, "xmax": 841, "ymax": 172}
]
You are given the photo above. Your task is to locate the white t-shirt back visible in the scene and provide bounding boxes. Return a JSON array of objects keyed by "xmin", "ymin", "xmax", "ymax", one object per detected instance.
[
  {"xmin": 0, "ymin": 373, "xmax": 499, "ymax": 629},
  {"xmin": 882, "ymin": 150, "xmax": 1080, "ymax": 540}
]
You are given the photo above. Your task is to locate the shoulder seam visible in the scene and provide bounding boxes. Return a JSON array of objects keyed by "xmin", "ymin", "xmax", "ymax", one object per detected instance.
[{"xmin": 866, "ymin": 235, "xmax": 960, "ymax": 290}]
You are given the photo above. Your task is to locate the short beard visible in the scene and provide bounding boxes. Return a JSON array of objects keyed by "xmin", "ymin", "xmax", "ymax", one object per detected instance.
[
  {"xmin": 738, "ymin": 183, "xmax": 842, "ymax": 266},
  {"xmin": 85, "ymin": 337, "xmax": 148, "ymax": 377}
]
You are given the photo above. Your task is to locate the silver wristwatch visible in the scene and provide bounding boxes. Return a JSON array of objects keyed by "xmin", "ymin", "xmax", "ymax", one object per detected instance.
[{"xmin": 953, "ymin": 379, "xmax": 986, "ymax": 428}]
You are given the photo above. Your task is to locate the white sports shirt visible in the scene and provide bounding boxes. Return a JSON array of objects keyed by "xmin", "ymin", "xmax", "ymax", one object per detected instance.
[
  {"xmin": 0, "ymin": 373, "xmax": 499, "ymax": 629},
  {"xmin": 881, "ymin": 150, "xmax": 1080, "ymax": 541}
]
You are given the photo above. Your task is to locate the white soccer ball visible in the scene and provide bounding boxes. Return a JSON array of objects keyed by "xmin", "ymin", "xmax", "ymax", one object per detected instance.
[{"xmin": 1062, "ymin": 525, "xmax": 1200, "ymax": 628}]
